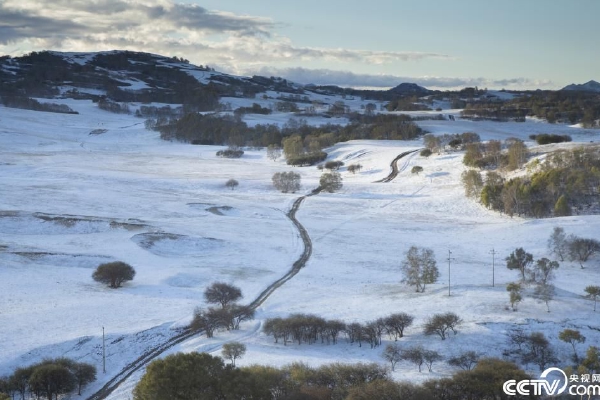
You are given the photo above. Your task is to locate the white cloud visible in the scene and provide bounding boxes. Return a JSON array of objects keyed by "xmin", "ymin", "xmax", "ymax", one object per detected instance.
[
  {"xmin": 0, "ymin": 0, "xmax": 452, "ymax": 71},
  {"xmin": 242, "ymin": 67, "xmax": 556, "ymax": 90}
]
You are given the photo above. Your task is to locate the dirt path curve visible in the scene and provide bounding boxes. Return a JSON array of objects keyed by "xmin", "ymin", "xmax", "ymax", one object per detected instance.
[
  {"xmin": 86, "ymin": 188, "xmax": 319, "ymax": 400},
  {"xmin": 374, "ymin": 149, "xmax": 421, "ymax": 183}
]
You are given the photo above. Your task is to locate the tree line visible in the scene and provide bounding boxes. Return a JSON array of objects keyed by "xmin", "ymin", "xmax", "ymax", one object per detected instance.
[
  {"xmin": 263, "ymin": 311, "xmax": 460, "ymax": 349},
  {"xmin": 156, "ymin": 113, "xmax": 423, "ymax": 153},
  {"xmin": 132, "ymin": 351, "xmax": 541, "ymax": 400},
  {"xmin": 0, "ymin": 358, "xmax": 96, "ymax": 400}
]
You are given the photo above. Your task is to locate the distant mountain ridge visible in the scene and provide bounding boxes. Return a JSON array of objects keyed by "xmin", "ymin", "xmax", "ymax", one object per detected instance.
[
  {"xmin": 561, "ymin": 80, "xmax": 600, "ymax": 92},
  {"xmin": 0, "ymin": 50, "xmax": 433, "ymax": 105}
]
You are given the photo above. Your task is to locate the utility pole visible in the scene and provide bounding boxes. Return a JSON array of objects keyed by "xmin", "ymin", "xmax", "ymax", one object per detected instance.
[
  {"xmin": 447, "ymin": 250, "xmax": 455, "ymax": 296},
  {"xmin": 102, "ymin": 326, "xmax": 106, "ymax": 373},
  {"xmin": 490, "ymin": 248, "xmax": 497, "ymax": 287}
]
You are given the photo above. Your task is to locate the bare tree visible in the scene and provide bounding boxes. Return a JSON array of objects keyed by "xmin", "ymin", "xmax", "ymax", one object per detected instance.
[
  {"xmin": 533, "ymin": 283, "xmax": 555, "ymax": 312},
  {"xmin": 448, "ymin": 351, "xmax": 480, "ymax": 370},
  {"xmin": 204, "ymin": 282, "xmax": 242, "ymax": 309},
  {"xmin": 424, "ymin": 312, "xmax": 461, "ymax": 340},
  {"xmin": 383, "ymin": 313, "xmax": 414, "ymax": 340},
  {"xmin": 382, "ymin": 343, "xmax": 402, "ymax": 371},
  {"xmin": 401, "ymin": 246, "xmax": 439, "ymax": 293},
  {"xmin": 567, "ymin": 236, "xmax": 600, "ymax": 267},
  {"xmin": 191, "ymin": 307, "xmax": 220, "ymax": 338},
  {"xmin": 267, "ymin": 144, "xmax": 282, "ymax": 161},
  {"xmin": 402, "ymin": 346, "xmax": 425, "ymax": 372},
  {"xmin": 522, "ymin": 332, "xmax": 557, "ymax": 370},
  {"xmin": 423, "ymin": 350, "xmax": 443, "ymax": 372},
  {"xmin": 221, "ymin": 342, "xmax": 246, "ymax": 367},
  {"xmin": 547, "ymin": 226, "xmax": 568, "ymax": 261}
]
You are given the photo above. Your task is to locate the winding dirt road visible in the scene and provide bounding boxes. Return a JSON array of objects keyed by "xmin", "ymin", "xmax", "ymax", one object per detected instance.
[
  {"xmin": 86, "ymin": 189, "xmax": 318, "ymax": 400},
  {"xmin": 375, "ymin": 149, "xmax": 421, "ymax": 183}
]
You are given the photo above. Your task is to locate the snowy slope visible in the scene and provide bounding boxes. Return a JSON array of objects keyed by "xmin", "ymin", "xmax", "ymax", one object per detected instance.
[{"xmin": 1, "ymin": 99, "xmax": 599, "ymax": 399}]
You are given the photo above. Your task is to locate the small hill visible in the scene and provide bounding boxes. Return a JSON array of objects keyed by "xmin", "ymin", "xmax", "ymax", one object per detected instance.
[
  {"xmin": 561, "ymin": 80, "xmax": 600, "ymax": 92},
  {"xmin": 387, "ymin": 82, "xmax": 429, "ymax": 96}
]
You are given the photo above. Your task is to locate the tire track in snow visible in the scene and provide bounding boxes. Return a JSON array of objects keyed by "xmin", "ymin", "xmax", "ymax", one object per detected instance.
[
  {"xmin": 374, "ymin": 149, "xmax": 421, "ymax": 183},
  {"xmin": 86, "ymin": 188, "xmax": 319, "ymax": 400}
]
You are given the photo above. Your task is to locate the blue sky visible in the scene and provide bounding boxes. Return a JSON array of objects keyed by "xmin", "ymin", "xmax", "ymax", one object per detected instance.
[{"xmin": 1, "ymin": 0, "xmax": 598, "ymax": 89}]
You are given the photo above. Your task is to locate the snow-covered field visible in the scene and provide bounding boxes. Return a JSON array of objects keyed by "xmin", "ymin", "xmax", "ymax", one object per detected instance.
[{"xmin": 1, "ymin": 99, "xmax": 599, "ymax": 399}]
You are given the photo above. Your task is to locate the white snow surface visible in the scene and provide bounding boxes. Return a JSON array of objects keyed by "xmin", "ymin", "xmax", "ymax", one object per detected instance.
[{"xmin": 0, "ymin": 100, "xmax": 599, "ymax": 399}]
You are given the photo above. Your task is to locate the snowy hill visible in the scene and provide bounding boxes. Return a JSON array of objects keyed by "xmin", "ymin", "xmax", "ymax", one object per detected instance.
[{"xmin": 1, "ymin": 50, "xmax": 600, "ymax": 400}]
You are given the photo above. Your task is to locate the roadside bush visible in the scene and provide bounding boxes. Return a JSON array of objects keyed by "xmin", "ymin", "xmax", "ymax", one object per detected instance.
[{"xmin": 420, "ymin": 149, "xmax": 432, "ymax": 158}]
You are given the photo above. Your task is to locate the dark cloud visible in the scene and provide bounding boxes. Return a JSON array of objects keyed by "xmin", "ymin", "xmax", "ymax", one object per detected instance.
[
  {"xmin": 0, "ymin": 10, "xmax": 87, "ymax": 44},
  {"xmin": 248, "ymin": 67, "xmax": 554, "ymax": 90},
  {"xmin": 167, "ymin": 4, "xmax": 273, "ymax": 36}
]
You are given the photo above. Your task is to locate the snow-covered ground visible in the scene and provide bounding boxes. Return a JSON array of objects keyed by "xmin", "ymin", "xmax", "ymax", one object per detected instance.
[{"xmin": 1, "ymin": 100, "xmax": 599, "ymax": 399}]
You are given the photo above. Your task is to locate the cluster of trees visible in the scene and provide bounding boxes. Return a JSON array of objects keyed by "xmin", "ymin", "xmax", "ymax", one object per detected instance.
[
  {"xmin": 0, "ymin": 358, "xmax": 96, "ymax": 400},
  {"xmin": 216, "ymin": 147, "xmax": 244, "ymax": 158},
  {"xmin": 92, "ymin": 261, "xmax": 135, "ymax": 288},
  {"xmin": 191, "ymin": 282, "xmax": 254, "ymax": 338},
  {"xmin": 158, "ymin": 113, "xmax": 423, "ymax": 151},
  {"xmin": 263, "ymin": 311, "xmax": 461, "ymax": 350},
  {"xmin": 460, "ymin": 101, "xmax": 527, "ymax": 122},
  {"xmin": 133, "ymin": 351, "xmax": 536, "ymax": 400},
  {"xmin": 462, "ymin": 138, "xmax": 526, "ymax": 171},
  {"xmin": 466, "ymin": 146, "xmax": 600, "ymax": 217},
  {"xmin": 263, "ymin": 313, "xmax": 414, "ymax": 349},
  {"xmin": 263, "ymin": 314, "xmax": 347, "ymax": 346},
  {"xmin": 423, "ymin": 132, "xmax": 481, "ymax": 154},
  {"xmin": 547, "ymin": 227, "xmax": 600, "ymax": 268},
  {"xmin": 282, "ymin": 134, "xmax": 329, "ymax": 166},
  {"xmin": 0, "ymin": 96, "xmax": 77, "ymax": 114},
  {"xmin": 504, "ymin": 229, "xmax": 600, "ymax": 312},
  {"xmin": 97, "ymin": 97, "xmax": 131, "ymax": 114},
  {"xmin": 504, "ymin": 90, "xmax": 600, "ymax": 127},
  {"xmin": 386, "ymin": 96, "xmax": 431, "ymax": 112},
  {"xmin": 382, "ymin": 343, "xmax": 442, "ymax": 372},
  {"xmin": 234, "ymin": 103, "xmax": 272, "ymax": 116}
]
